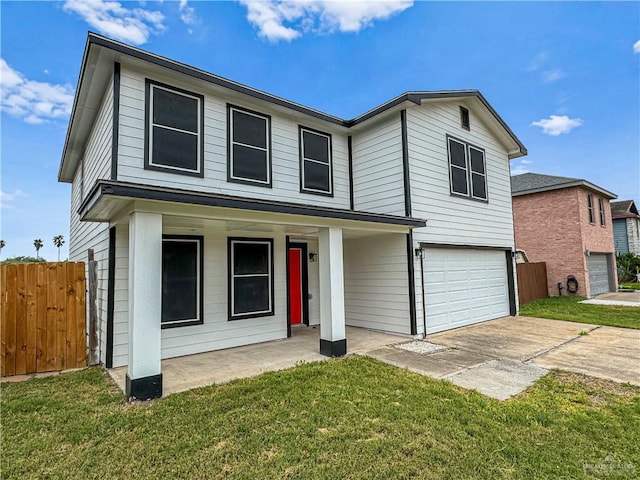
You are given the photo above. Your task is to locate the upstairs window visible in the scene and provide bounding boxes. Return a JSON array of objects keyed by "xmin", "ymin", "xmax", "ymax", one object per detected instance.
[
  {"xmin": 300, "ymin": 127, "xmax": 333, "ymax": 195},
  {"xmin": 228, "ymin": 105, "xmax": 271, "ymax": 186},
  {"xmin": 587, "ymin": 194, "xmax": 595, "ymax": 224},
  {"xmin": 447, "ymin": 136, "xmax": 487, "ymax": 201},
  {"xmin": 460, "ymin": 106, "xmax": 470, "ymax": 130},
  {"xmin": 145, "ymin": 80, "xmax": 203, "ymax": 176},
  {"xmin": 598, "ymin": 198, "xmax": 605, "ymax": 226}
]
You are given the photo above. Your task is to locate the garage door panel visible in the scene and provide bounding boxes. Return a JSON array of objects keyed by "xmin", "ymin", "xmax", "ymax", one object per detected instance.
[
  {"xmin": 424, "ymin": 248, "xmax": 510, "ymax": 334},
  {"xmin": 587, "ymin": 254, "xmax": 612, "ymax": 296}
]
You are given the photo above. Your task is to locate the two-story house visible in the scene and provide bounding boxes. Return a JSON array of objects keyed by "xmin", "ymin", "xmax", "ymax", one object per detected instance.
[
  {"xmin": 59, "ymin": 33, "xmax": 526, "ymax": 400},
  {"xmin": 511, "ymin": 173, "xmax": 618, "ymax": 298}
]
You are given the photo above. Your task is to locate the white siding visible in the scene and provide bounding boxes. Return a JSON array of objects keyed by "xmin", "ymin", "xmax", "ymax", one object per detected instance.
[
  {"xmin": 344, "ymin": 234, "xmax": 411, "ymax": 335},
  {"xmin": 117, "ymin": 66, "xmax": 350, "ymax": 209},
  {"xmin": 111, "ymin": 227, "xmax": 288, "ymax": 367},
  {"xmin": 351, "ymin": 116, "xmax": 405, "ymax": 216},
  {"xmin": 68, "ymin": 79, "xmax": 113, "ymax": 363},
  {"xmin": 407, "ymin": 103, "xmax": 515, "ymax": 248}
]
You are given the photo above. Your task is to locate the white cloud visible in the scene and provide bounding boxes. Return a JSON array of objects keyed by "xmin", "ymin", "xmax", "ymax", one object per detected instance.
[
  {"xmin": 63, "ymin": 0, "xmax": 165, "ymax": 45},
  {"xmin": 239, "ymin": 0, "xmax": 413, "ymax": 42},
  {"xmin": 634, "ymin": 40, "xmax": 640, "ymax": 54},
  {"xmin": 1, "ymin": 59, "xmax": 74, "ymax": 124},
  {"xmin": 531, "ymin": 115, "xmax": 583, "ymax": 136},
  {"xmin": 526, "ymin": 51, "xmax": 548, "ymax": 72},
  {"xmin": 179, "ymin": 0, "xmax": 198, "ymax": 28},
  {"xmin": 542, "ymin": 68, "xmax": 565, "ymax": 84},
  {"xmin": 0, "ymin": 189, "xmax": 26, "ymax": 209},
  {"xmin": 511, "ymin": 160, "xmax": 532, "ymax": 176}
]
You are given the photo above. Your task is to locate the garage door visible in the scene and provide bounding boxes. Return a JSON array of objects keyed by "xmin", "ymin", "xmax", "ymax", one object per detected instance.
[
  {"xmin": 588, "ymin": 254, "xmax": 612, "ymax": 296},
  {"xmin": 423, "ymin": 249, "xmax": 510, "ymax": 334}
]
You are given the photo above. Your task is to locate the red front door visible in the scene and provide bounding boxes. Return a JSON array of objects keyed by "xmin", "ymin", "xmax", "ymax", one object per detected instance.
[{"xmin": 288, "ymin": 248, "xmax": 303, "ymax": 325}]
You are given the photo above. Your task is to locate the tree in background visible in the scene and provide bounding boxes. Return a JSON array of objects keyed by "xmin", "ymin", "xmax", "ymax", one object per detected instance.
[
  {"xmin": 0, "ymin": 240, "xmax": 5, "ymax": 252},
  {"xmin": 53, "ymin": 235, "xmax": 65, "ymax": 262},
  {"xmin": 33, "ymin": 239, "xmax": 43, "ymax": 259}
]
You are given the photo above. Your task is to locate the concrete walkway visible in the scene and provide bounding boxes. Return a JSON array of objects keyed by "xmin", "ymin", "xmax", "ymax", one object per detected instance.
[
  {"xmin": 580, "ymin": 290, "xmax": 640, "ymax": 307},
  {"xmin": 367, "ymin": 316, "xmax": 640, "ymax": 400}
]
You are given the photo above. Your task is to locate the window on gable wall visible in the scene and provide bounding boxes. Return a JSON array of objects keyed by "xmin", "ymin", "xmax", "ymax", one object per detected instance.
[
  {"xmin": 460, "ymin": 106, "xmax": 470, "ymax": 130},
  {"xmin": 300, "ymin": 126, "xmax": 333, "ymax": 195},
  {"xmin": 598, "ymin": 198, "xmax": 605, "ymax": 226},
  {"xmin": 587, "ymin": 194, "xmax": 595, "ymax": 224},
  {"xmin": 145, "ymin": 80, "xmax": 204, "ymax": 176},
  {"xmin": 447, "ymin": 136, "xmax": 488, "ymax": 201},
  {"xmin": 228, "ymin": 105, "xmax": 271, "ymax": 186}
]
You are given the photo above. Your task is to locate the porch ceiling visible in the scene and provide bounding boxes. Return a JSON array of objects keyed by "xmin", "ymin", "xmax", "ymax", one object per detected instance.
[{"xmin": 80, "ymin": 180, "xmax": 426, "ymax": 237}]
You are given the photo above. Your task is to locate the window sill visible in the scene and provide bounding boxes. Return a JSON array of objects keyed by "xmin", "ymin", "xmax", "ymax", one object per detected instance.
[
  {"xmin": 145, "ymin": 163, "xmax": 203, "ymax": 178},
  {"xmin": 161, "ymin": 319, "xmax": 204, "ymax": 329},
  {"xmin": 229, "ymin": 311, "xmax": 275, "ymax": 321}
]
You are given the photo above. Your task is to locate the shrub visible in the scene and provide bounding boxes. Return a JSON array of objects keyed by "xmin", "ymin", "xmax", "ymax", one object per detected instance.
[{"xmin": 616, "ymin": 252, "xmax": 640, "ymax": 282}]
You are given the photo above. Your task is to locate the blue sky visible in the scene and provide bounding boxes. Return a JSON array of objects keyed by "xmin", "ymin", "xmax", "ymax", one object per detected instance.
[{"xmin": 1, "ymin": 1, "xmax": 639, "ymax": 260}]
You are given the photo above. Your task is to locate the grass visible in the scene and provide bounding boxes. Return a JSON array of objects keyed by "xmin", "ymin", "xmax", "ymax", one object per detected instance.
[
  {"xmin": 2, "ymin": 359, "xmax": 639, "ymax": 479},
  {"xmin": 620, "ymin": 282, "xmax": 640, "ymax": 290},
  {"xmin": 520, "ymin": 296, "xmax": 640, "ymax": 329}
]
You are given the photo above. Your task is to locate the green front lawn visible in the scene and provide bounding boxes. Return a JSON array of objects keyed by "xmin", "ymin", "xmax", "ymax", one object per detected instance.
[
  {"xmin": 520, "ymin": 296, "xmax": 640, "ymax": 329},
  {"xmin": 620, "ymin": 282, "xmax": 640, "ymax": 290},
  {"xmin": 2, "ymin": 359, "xmax": 639, "ymax": 479}
]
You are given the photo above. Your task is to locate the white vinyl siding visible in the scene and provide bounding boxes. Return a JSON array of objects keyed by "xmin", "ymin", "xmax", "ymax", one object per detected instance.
[
  {"xmin": 344, "ymin": 234, "xmax": 411, "ymax": 335},
  {"xmin": 422, "ymin": 249, "xmax": 509, "ymax": 334},
  {"xmin": 68, "ymin": 78, "xmax": 113, "ymax": 364},
  {"xmin": 407, "ymin": 103, "xmax": 516, "ymax": 248},
  {"xmin": 116, "ymin": 66, "xmax": 350, "ymax": 209},
  {"xmin": 110, "ymin": 229, "xmax": 287, "ymax": 367},
  {"xmin": 351, "ymin": 116, "xmax": 405, "ymax": 216}
]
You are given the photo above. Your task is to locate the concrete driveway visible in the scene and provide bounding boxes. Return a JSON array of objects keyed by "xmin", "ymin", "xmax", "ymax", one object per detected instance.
[{"xmin": 368, "ymin": 316, "xmax": 639, "ymax": 399}]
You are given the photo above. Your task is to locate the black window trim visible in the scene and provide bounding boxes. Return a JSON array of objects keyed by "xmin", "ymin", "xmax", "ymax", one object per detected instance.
[
  {"xmin": 144, "ymin": 79, "xmax": 204, "ymax": 177},
  {"xmin": 227, "ymin": 104, "xmax": 272, "ymax": 188},
  {"xmin": 460, "ymin": 106, "xmax": 470, "ymax": 130},
  {"xmin": 228, "ymin": 237, "xmax": 275, "ymax": 320},
  {"xmin": 298, "ymin": 125, "xmax": 334, "ymax": 197},
  {"xmin": 587, "ymin": 193, "xmax": 595, "ymax": 224},
  {"xmin": 598, "ymin": 197, "xmax": 605, "ymax": 226},
  {"xmin": 161, "ymin": 234, "xmax": 204, "ymax": 329},
  {"xmin": 447, "ymin": 135, "xmax": 488, "ymax": 203}
]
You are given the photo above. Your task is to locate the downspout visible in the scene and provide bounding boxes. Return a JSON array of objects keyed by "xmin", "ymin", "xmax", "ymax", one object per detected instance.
[{"xmin": 417, "ymin": 247, "xmax": 427, "ymax": 337}]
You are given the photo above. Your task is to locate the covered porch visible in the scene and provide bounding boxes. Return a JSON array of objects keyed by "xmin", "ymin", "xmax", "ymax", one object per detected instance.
[
  {"xmin": 80, "ymin": 180, "xmax": 425, "ymax": 400},
  {"xmin": 108, "ymin": 326, "xmax": 407, "ymax": 396}
]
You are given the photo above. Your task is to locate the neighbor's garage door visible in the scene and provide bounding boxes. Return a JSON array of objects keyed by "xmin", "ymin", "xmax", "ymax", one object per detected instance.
[
  {"xmin": 587, "ymin": 254, "xmax": 612, "ymax": 296},
  {"xmin": 423, "ymin": 249, "xmax": 510, "ymax": 334}
]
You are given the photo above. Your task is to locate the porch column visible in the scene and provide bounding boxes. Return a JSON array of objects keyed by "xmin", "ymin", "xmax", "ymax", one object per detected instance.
[
  {"xmin": 126, "ymin": 212, "xmax": 163, "ymax": 400},
  {"xmin": 318, "ymin": 227, "xmax": 347, "ymax": 356}
]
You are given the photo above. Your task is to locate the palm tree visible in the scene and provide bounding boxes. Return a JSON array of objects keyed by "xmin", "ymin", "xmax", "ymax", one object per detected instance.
[
  {"xmin": 34, "ymin": 239, "xmax": 43, "ymax": 259},
  {"xmin": 53, "ymin": 235, "xmax": 65, "ymax": 261}
]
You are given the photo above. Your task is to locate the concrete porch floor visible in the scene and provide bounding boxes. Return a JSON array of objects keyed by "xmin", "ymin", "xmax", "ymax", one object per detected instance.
[{"xmin": 108, "ymin": 326, "xmax": 408, "ymax": 396}]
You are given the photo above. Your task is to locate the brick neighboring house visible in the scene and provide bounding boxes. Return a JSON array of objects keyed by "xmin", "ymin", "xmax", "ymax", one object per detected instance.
[
  {"xmin": 511, "ymin": 173, "xmax": 618, "ymax": 298},
  {"xmin": 611, "ymin": 200, "xmax": 640, "ymax": 256}
]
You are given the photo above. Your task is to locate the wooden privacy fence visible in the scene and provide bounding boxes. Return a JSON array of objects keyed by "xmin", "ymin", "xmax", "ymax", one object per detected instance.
[
  {"xmin": 1, "ymin": 262, "xmax": 86, "ymax": 376},
  {"xmin": 516, "ymin": 262, "xmax": 548, "ymax": 305}
]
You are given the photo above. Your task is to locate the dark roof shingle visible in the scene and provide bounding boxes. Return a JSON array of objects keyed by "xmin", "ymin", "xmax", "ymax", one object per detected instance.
[{"xmin": 511, "ymin": 172, "xmax": 617, "ymax": 199}]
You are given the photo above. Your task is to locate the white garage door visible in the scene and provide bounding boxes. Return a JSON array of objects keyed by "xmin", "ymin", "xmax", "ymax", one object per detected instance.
[
  {"xmin": 588, "ymin": 254, "xmax": 612, "ymax": 296},
  {"xmin": 423, "ymin": 249, "xmax": 510, "ymax": 334}
]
